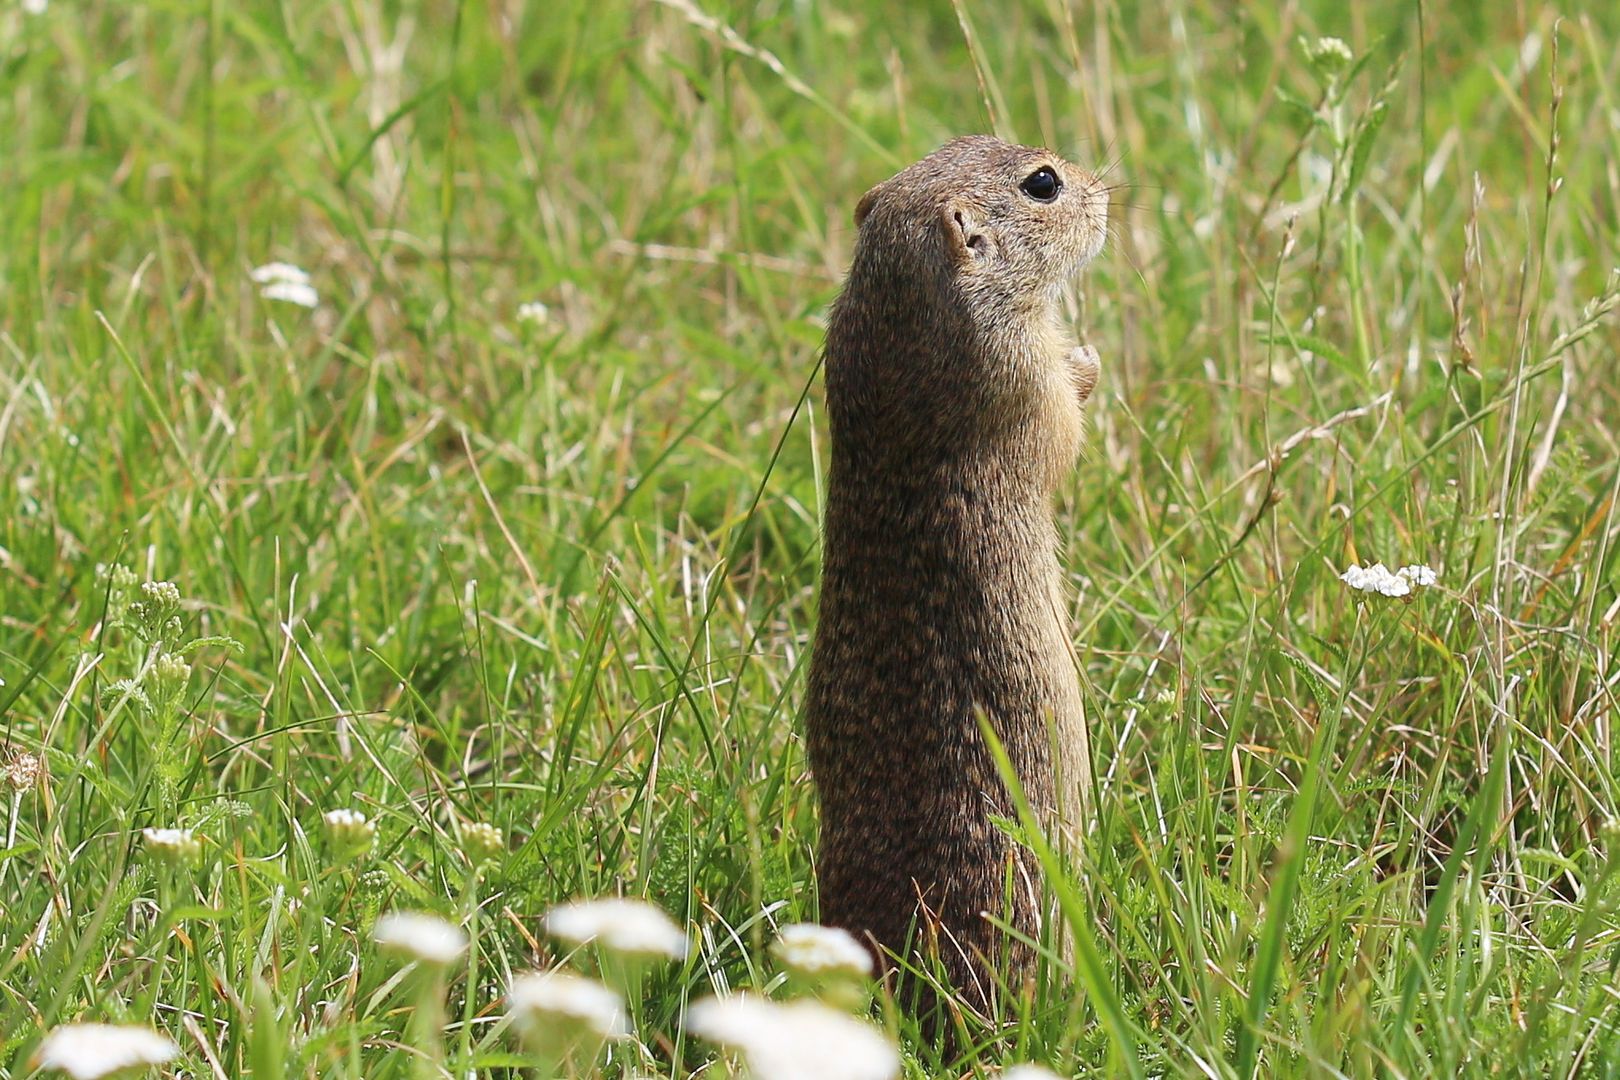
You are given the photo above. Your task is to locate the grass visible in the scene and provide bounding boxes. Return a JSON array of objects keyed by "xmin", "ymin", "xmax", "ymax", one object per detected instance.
[{"xmin": 3, "ymin": 0, "xmax": 1620, "ymax": 1075}]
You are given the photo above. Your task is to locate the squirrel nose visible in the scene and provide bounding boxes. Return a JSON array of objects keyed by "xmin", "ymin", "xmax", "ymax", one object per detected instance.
[{"xmin": 1057, "ymin": 159, "xmax": 1105, "ymax": 201}]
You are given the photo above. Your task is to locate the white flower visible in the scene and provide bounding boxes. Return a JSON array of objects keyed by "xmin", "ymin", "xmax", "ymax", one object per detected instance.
[
  {"xmin": 1340, "ymin": 563, "xmax": 1410, "ymax": 597},
  {"xmin": 772, "ymin": 923, "xmax": 873, "ymax": 979},
  {"xmin": 516, "ymin": 301, "xmax": 551, "ymax": 325},
  {"xmin": 322, "ymin": 808, "xmax": 376, "ymax": 859},
  {"xmin": 686, "ymin": 995, "xmax": 899, "ymax": 1080},
  {"xmin": 1001, "ymin": 1067, "xmax": 1066, "ymax": 1080},
  {"xmin": 32, "ymin": 1023, "xmax": 179, "ymax": 1079},
  {"xmin": 251, "ymin": 262, "xmax": 318, "ymax": 308},
  {"xmin": 458, "ymin": 821, "xmax": 504, "ymax": 861},
  {"xmin": 249, "ymin": 262, "xmax": 311, "ymax": 285},
  {"xmin": 142, "ymin": 827, "xmax": 201, "ymax": 865},
  {"xmin": 507, "ymin": 971, "xmax": 627, "ymax": 1039},
  {"xmin": 22, "ymin": 0, "xmax": 47, "ymax": 14},
  {"xmin": 1397, "ymin": 564, "xmax": 1438, "ymax": 588},
  {"xmin": 1304, "ymin": 35, "xmax": 1354, "ymax": 72},
  {"xmin": 373, "ymin": 912, "xmax": 468, "ymax": 965},
  {"xmin": 139, "ymin": 580, "xmax": 181, "ymax": 606},
  {"xmin": 543, "ymin": 897, "xmax": 688, "ymax": 960},
  {"xmin": 323, "ymin": 807, "xmax": 369, "ymax": 830},
  {"xmin": 260, "ymin": 281, "xmax": 319, "ymax": 308},
  {"xmin": 1312, "ymin": 36, "xmax": 1353, "ymax": 61},
  {"xmin": 1339, "ymin": 562, "xmax": 1438, "ymax": 598}
]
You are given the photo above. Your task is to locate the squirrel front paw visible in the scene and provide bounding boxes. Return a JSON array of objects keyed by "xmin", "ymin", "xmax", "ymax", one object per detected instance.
[{"xmin": 1070, "ymin": 344, "xmax": 1101, "ymax": 405}]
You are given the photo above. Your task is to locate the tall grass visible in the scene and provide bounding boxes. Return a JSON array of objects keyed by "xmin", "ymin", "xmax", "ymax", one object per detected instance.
[{"xmin": 3, "ymin": 0, "xmax": 1620, "ymax": 1075}]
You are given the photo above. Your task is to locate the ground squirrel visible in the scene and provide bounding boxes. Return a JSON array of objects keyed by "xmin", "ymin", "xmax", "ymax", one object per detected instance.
[{"xmin": 805, "ymin": 135, "xmax": 1107, "ymax": 1013}]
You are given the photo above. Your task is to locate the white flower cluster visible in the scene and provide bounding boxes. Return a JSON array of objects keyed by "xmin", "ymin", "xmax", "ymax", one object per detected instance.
[
  {"xmin": 459, "ymin": 820, "xmax": 504, "ymax": 860},
  {"xmin": 772, "ymin": 923, "xmax": 873, "ymax": 979},
  {"xmin": 544, "ymin": 897, "xmax": 689, "ymax": 960},
  {"xmin": 1306, "ymin": 35, "xmax": 1354, "ymax": 68},
  {"xmin": 323, "ymin": 808, "xmax": 376, "ymax": 859},
  {"xmin": 500, "ymin": 896, "xmax": 692, "ymax": 1060},
  {"xmin": 32, "ymin": 1023, "xmax": 178, "ymax": 1079},
  {"xmin": 372, "ymin": 897, "xmax": 894, "ymax": 1074},
  {"xmin": 1339, "ymin": 562, "xmax": 1438, "ymax": 598},
  {"xmin": 373, "ymin": 912, "xmax": 468, "ymax": 965},
  {"xmin": 142, "ymin": 826, "xmax": 201, "ymax": 866},
  {"xmin": 516, "ymin": 300, "xmax": 551, "ymax": 325},
  {"xmin": 323, "ymin": 807, "xmax": 368, "ymax": 830},
  {"xmin": 251, "ymin": 262, "xmax": 318, "ymax": 309},
  {"xmin": 686, "ymin": 994, "xmax": 899, "ymax": 1080},
  {"xmin": 1401, "ymin": 564, "xmax": 1438, "ymax": 588},
  {"xmin": 507, "ymin": 970, "xmax": 627, "ymax": 1039}
]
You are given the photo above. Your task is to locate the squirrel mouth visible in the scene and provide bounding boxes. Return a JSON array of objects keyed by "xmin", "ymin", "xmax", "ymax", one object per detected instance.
[
  {"xmin": 1056, "ymin": 234, "xmax": 1105, "ymax": 282},
  {"xmin": 1077, "ymin": 221, "xmax": 1108, "ymax": 266}
]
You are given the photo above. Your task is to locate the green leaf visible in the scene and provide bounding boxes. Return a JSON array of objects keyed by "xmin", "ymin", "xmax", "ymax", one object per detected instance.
[
  {"xmin": 1258, "ymin": 331, "xmax": 1360, "ymax": 379},
  {"xmin": 249, "ymin": 974, "xmax": 286, "ymax": 1078},
  {"xmin": 1344, "ymin": 97, "xmax": 1391, "ymax": 201},
  {"xmin": 1276, "ymin": 651, "xmax": 1330, "ymax": 710},
  {"xmin": 179, "ymin": 635, "xmax": 245, "ymax": 655},
  {"xmin": 978, "ymin": 716, "xmax": 1145, "ymax": 1080},
  {"xmin": 1234, "ymin": 713, "xmax": 1331, "ymax": 1076},
  {"xmin": 1394, "ymin": 724, "xmax": 1510, "ymax": 1059}
]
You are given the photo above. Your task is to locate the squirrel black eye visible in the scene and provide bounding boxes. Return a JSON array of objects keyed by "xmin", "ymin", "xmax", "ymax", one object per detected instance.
[{"xmin": 1020, "ymin": 166, "xmax": 1062, "ymax": 202}]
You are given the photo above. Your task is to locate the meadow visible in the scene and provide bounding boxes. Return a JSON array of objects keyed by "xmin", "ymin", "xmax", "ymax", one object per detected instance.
[{"xmin": 3, "ymin": 0, "xmax": 1620, "ymax": 1075}]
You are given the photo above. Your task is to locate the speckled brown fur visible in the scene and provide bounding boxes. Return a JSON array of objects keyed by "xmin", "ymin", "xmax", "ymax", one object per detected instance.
[{"xmin": 805, "ymin": 135, "xmax": 1107, "ymax": 1014}]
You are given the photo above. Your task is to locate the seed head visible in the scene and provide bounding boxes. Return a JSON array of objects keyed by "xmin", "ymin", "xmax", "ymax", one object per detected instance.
[{"xmin": 3, "ymin": 751, "xmax": 41, "ymax": 791}]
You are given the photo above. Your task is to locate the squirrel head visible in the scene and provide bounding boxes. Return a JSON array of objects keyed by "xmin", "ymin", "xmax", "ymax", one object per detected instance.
[
  {"xmin": 825, "ymin": 136, "xmax": 1107, "ymax": 467},
  {"xmin": 851, "ymin": 135, "xmax": 1108, "ymax": 314}
]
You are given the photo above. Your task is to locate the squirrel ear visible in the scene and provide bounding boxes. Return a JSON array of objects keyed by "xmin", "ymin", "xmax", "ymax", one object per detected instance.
[
  {"xmin": 854, "ymin": 181, "xmax": 886, "ymax": 227},
  {"xmin": 941, "ymin": 199, "xmax": 988, "ymax": 262}
]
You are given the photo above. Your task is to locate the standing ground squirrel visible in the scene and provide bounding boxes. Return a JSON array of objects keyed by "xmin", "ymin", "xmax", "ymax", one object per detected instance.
[{"xmin": 805, "ymin": 135, "xmax": 1107, "ymax": 1012}]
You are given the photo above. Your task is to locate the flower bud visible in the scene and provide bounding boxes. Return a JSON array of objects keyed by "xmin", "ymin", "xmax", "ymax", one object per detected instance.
[
  {"xmin": 323, "ymin": 808, "xmax": 377, "ymax": 861},
  {"xmin": 459, "ymin": 821, "xmax": 504, "ymax": 863},
  {"xmin": 1302, "ymin": 35, "xmax": 1353, "ymax": 75},
  {"xmin": 142, "ymin": 827, "xmax": 202, "ymax": 867},
  {"xmin": 147, "ymin": 652, "xmax": 192, "ymax": 710}
]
